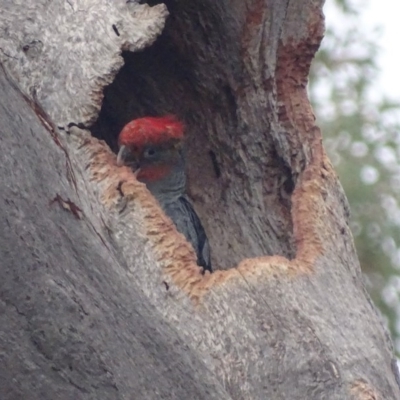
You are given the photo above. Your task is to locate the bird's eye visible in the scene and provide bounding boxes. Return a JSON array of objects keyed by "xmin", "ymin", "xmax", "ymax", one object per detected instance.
[{"xmin": 144, "ymin": 147, "xmax": 157, "ymax": 158}]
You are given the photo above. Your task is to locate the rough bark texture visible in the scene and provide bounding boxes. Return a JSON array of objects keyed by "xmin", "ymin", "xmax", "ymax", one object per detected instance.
[{"xmin": 1, "ymin": 0, "xmax": 399, "ymax": 399}]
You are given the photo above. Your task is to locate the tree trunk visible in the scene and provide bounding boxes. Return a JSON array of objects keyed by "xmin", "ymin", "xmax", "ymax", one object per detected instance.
[{"xmin": 1, "ymin": 0, "xmax": 399, "ymax": 399}]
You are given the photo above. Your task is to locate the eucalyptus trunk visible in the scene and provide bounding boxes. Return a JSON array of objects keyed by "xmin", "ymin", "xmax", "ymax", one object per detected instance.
[{"xmin": 0, "ymin": 0, "xmax": 399, "ymax": 399}]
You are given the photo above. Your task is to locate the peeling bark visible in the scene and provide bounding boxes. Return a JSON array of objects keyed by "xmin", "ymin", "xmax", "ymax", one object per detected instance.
[{"xmin": 1, "ymin": 0, "xmax": 399, "ymax": 399}]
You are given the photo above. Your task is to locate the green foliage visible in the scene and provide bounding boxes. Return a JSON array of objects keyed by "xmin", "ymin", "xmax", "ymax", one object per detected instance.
[{"xmin": 309, "ymin": 0, "xmax": 400, "ymax": 352}]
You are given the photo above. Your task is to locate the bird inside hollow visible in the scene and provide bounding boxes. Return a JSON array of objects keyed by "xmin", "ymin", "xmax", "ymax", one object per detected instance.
[{"xmin": 117, "ymin": 115, "xmax": 212, "ymax": 273}]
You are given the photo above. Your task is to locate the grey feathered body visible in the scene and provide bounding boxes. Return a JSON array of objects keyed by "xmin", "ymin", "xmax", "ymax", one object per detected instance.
[{"xmin": 143, "ymin": 156, "xmax": 212, "ymax": 273}]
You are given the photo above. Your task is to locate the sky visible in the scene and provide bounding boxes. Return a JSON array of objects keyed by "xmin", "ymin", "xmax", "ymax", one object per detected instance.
[
  {"xmin": 323, "ymin": 0, "xmax": 400, "ymax": 102},
  {"xmin": 352, "ymin": 0, "xmax": 400, "ymax": 101}
]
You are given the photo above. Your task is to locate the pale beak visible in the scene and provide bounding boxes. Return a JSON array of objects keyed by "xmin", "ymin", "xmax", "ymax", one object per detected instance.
[
  {"xmin": 117, "ymin": 145, "xmax": 141, "ymax": 177},
  {"xmin": 117, "ymin": 145, "xmax": 129, "ymax": 166}
]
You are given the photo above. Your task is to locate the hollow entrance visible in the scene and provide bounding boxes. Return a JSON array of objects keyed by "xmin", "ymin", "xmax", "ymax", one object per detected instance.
[{"xmin": 91, "ymin": 3, "xmax": 295, "ymax": 269}]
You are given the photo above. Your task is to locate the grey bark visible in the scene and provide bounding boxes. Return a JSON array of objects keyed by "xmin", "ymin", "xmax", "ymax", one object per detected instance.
[{"xmin": 0, "ymin": 0, "xmax": 399, "ymax": 399}]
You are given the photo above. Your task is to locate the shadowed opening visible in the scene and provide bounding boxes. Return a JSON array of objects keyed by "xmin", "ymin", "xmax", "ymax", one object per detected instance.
[{"xmin": 91, "ymin": 1, "xmax": 295, "ymax": 269}]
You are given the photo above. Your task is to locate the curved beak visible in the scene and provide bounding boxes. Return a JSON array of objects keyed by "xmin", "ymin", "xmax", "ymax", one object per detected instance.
[
  {"xmin": 117, "ymin": 145, "xmax": 129, "ymax": 166},
  {"xmin": 117, "ymin": 145, "xmax": 141, "ymax": 176}
]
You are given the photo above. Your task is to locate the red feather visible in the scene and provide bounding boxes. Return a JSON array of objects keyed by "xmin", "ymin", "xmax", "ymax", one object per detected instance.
[
  {"xmin": 118, "ymin": 115, "xmax": 184, "ymax": 148},
  {"xmin": 137, "ymin": 164, "xmax": 173, "ymax": 182}
]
